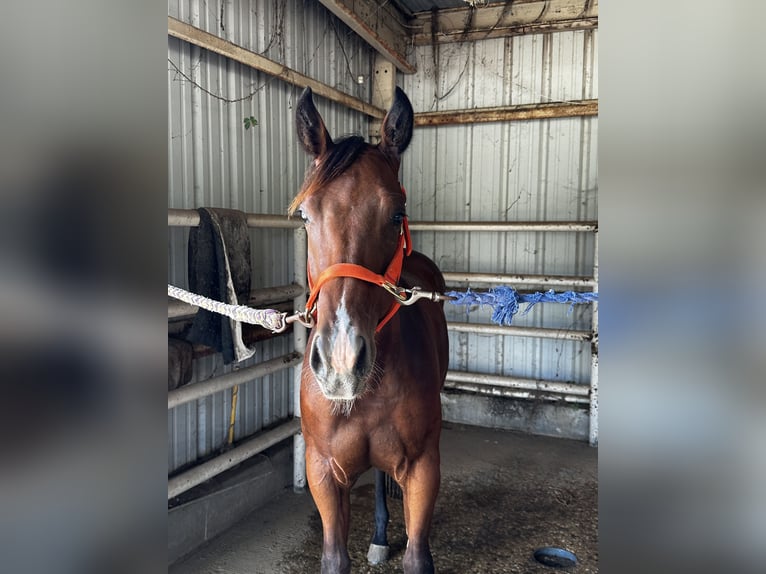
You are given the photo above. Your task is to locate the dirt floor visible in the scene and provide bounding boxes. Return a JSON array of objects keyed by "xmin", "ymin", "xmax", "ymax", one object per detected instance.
[{"xmin": 171, "ymin": 423, "xmax": 597, "ymax": 573}]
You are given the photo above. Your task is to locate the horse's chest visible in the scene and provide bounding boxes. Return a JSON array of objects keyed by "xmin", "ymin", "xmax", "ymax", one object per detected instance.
[{"xmin": 354, "ymin": 406, "xmax": 433, "ymax": 460}]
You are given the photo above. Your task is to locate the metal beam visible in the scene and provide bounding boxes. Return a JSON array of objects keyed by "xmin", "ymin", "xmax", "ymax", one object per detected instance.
[
  {"xmin": 167, "ymin": 16, "xmax": 385, "ymax": 119},
  {"xmin": 169, "ymin": 210, "xmax": 597, "ymax": 233},
  {"xmin": 445, "ymin": 370, "xmax": 589, "ymax": 397},
  {"xmin": 411, "ymin": 0, "xmax": 598, "ymax": 45},
  {"xmin": 168, "ymin": 419, "xmax": 301, "ymax": 499},
  {"xmin": 443, "ymin": 381, "xmax": 590, "ymax": 404},
  {"xmin": 317, "ymin": 0, "xmax": 415, "ymax": 74},
  {"xmin": 292, "ymin": 227, "xmax": 309, "ymax": 491},
  {"xmin": 589, "ymin": 230, "xmax": 599, "ymax": 446},
  {"xmin": 414, "ymin": 100, "xmax": 598, "ymax": 127},
  {"xmin": 168, "ymin": 352, "xmax": 303, "ymax": 409},
  {"xmin": 409, "ymin": 220, "xmax": 597, "ymax": 232},
  {"xmin": 167, "ymin": 209, "xmax": 301, "ymax": 229},
  {"xmin": 443, "ymin": 272, "xmax": 596, "ymax": 288},
  {"xmin": 448, "ymin": 322, "xmax": 592, "ymax": 342}
]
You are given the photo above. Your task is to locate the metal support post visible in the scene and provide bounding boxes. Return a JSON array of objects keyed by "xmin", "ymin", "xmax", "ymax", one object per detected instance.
[{"xmin": 292, "ymin": 226, "xmax": 308, "ymax": 491}]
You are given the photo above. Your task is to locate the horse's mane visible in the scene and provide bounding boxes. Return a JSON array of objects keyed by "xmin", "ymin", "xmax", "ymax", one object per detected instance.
[{"xmin": 288, "ymin": 136, "xmax": 369, "ymax": 215}]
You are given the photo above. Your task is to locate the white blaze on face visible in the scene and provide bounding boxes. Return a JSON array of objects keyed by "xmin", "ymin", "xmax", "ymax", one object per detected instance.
[{"xmin": 330, "ymin": 296, "xmax": 357, "ymax": 375}]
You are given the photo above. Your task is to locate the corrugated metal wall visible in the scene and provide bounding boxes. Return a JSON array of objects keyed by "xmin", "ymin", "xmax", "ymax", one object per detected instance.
[
  {"xmin": 168, "ymin": 4, "xmax": 598, "ymax": 472},
  {"xmin": 400, "ymin": 30, "xmax": 598, "ymax": 387},
  {"xmin": 167, "ymin": 0, "xmax": 374, "ymax": 473}
]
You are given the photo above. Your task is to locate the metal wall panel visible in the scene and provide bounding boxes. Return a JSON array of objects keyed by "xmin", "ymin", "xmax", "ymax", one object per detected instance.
[
  {"xmin": 168, "ymin": 6, "xmax": 597, "ymax": 468},
  {"xmin": 167, "ymin": 0, "xmax": 374, "ymax": 473},
  {"xmin": 168, "ymin": 337, "xmax": 293, "ymax": 473},
  {"xmin": 400, "ymin": 30, "xmax": 598, "ymax": 387}
]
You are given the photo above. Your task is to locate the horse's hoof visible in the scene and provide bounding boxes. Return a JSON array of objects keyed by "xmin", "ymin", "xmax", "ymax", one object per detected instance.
[{"xmin": 367, "ymin": 543, "xmax": 390, "ymax": 564}]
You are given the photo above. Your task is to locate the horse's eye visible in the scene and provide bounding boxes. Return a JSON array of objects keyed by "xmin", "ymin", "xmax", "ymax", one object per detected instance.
[
  {"xmin": 391, "ymin": 212, "xmax": 406, "ymax": 226},
  {"xmin": 297, "ymin": 209, "xmax": 310, "ymax": 225}
]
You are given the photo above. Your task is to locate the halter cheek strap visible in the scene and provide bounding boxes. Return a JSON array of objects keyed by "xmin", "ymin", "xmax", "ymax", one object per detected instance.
[{"xmin": 305, "ymin": 187, "xmax": 413, "ymax": 334}]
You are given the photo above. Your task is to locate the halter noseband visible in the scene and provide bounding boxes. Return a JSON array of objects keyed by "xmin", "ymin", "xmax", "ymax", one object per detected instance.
[{"xmin": 304, "ymin": 186, "xmax": 413, "ymax": 334}]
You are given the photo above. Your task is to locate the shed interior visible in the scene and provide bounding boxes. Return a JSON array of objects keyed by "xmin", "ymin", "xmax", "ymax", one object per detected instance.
[{"xmin": 167, "ymin": 0, "xmax": 598, "ymax": 568}]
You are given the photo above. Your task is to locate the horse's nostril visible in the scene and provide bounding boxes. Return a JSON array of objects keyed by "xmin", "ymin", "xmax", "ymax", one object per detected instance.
[
  {"xmin": 310, "ymin": 335, "xmax": 326, "ymax": 376},
  {"xmin": 353, "ymin": 337, "xmax": 368, "ymax": 377}
]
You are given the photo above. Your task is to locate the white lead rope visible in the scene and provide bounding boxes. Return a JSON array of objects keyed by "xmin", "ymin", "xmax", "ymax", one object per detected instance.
[
  {"xmin": 168, "ymin": 284, "xmax": 448, "ymax": 333},
  {"xmin": 167, "ymin": 284, "xmax": 313, "ymax": 333}
]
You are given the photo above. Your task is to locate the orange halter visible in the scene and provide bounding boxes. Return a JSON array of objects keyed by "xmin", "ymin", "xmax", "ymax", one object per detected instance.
[{"xmin": 305, "ymin": 187, "xmax": 413, "ymax": 333}]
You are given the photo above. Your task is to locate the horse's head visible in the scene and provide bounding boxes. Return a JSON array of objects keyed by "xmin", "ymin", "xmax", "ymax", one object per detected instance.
[{"xmin": 291, "ymin": 86, "xmax": 414, "ymax": 403}]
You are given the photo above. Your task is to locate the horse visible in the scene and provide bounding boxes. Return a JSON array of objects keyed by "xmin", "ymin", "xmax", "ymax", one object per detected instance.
[{"xmin": 290, "ymin": 86, "xmax": 449, "ymax": 574}]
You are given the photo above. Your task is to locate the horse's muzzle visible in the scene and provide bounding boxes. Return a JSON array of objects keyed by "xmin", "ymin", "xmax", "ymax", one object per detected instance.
[{"xmin": 309, "ymin": 327, "xmax": 373, "ymax": 399}]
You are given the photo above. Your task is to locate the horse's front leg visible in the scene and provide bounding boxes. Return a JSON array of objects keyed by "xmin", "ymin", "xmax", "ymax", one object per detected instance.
[
  {"xmin": 306, "ymin": 448, "xmax": 353, "ymax": 574},
  {"xmin": 401, "ymin": 449, "xmax": 440, "ymax": 574}
]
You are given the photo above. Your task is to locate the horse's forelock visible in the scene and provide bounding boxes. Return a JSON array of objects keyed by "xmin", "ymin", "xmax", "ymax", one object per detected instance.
[{"xmin": 289, "ymin": 136, "xmax": 369, "ymax": 215}]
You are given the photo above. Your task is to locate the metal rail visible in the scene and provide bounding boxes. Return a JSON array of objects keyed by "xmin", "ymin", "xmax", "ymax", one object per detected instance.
[
  {"xmin": 443, "ymin": 381, "xmax": 590, "ymax": 405},
  {"xmin": 409, "ymin": 221, "xmax": 597, "ymax": 232},
  {"xmin": 168, "ymin": 209, "xmax": 596, "ymax": 234},
  {"xmin": 168, "ymin": 209, "xmax": 301, "ymax": 229},
  {"xmin": 448, "ymin": 322, "xmax": 591, "ymax": 341},
  {"xmin": 168, "ymin": 419, "xmax": 301, "ymax": 500},
  {"xmin": 168, "ymin": 352, "xmax": 303, "ymax": 410},
  {"xmin": 443, "ymin": 272, "xmax": 596, "ymax": 287},
  {"xmin": 445, "ymin": 370, "xmax": 589, "ymax": 397}
]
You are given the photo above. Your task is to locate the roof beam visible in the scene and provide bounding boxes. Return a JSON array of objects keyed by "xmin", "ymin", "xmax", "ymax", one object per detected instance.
[
  {"xmin": 411, "ymin": 0, "xmax": 598, "ymax": 45},
  {"xmin": 414, "ymin": 99, "xmax": 598, "ymax": 127},
  {"xmin": 168, "ymin": 16, "xmax": 385, "ymax": 118},
  {"xmin": 317, "ymin": 0, "xmax": 415, "ymax": 74}
]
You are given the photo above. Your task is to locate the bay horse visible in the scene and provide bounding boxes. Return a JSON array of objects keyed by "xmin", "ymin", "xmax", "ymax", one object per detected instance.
[{"xmin": 291, "ymin": 86, "xmax": 449, "ymax": 574}]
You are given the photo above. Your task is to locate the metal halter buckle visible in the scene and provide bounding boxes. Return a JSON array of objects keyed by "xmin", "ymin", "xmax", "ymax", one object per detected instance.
[
  {"xmin": 381, "ymin": 281, "xmax": 409, "ymax": 303},
  {"xmin": 296, "ymin": 308, "xmax": 316, "ymax": 329},
  {"xmin": 380, "ymin": 284, "xmax": 448, "ymax": 306}
]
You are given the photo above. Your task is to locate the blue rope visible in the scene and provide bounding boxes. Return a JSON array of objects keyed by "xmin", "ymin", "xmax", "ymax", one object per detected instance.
[{"xmin": 445, "ymin": 286, "xmax": 598, "ymax": 326}]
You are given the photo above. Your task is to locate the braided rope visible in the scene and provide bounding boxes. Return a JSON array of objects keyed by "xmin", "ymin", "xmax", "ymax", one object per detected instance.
[
  {"xmin": 169, "ymin": 283, "xmax": 597, "ymax": 331},
  {"xmin": 168, "ymin": 284, "xmax": 287, "ymax": 332},
  {"xmin": 446, "ymin": 286, "xmax": 598, "ymax": 326}
]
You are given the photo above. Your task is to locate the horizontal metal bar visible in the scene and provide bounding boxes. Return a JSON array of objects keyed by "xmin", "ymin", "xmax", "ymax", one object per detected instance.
[
  {"xmin": 443, "ymin": 272, "xmax": 596, "ymax": 287},
  {"xmin": 443, "ymin": 381, "xmax": 590, "ymax": 404},
  {"xmin": 448, "ymin": 322, "xmax": 592, "ymax": 341},
  {"xmin": 168, "ymin": 209, "xmax": 301, "ymax": 229},
  {"xmin": 169, "ymin": 210, "xmax": 596, "ymax": 233},
  {"xmin": 445, "ymin": 370, "xmax": 589, "ymax": 396},
  {"xmin": 168, "ymin": 283, "xmax": 306, "ymax": 320},
  {"xmin": 168, "ymin": 418, "xmax": 301, "ymax": 499},
  {"xmin": 168, "ymin": 352, "xmax": 303, "ymax": 409},
  {"xmin": 409, "ymin": 221, "xmax": 597, "ymax": 232}
]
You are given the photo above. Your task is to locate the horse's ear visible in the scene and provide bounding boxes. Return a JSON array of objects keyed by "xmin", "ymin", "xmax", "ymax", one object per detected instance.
[
  {"xmin": 296, "ymin": 87, "xmax": 333, "ymax": 158},
  {"xmin": 379, "ymin": 87, "xmax": 414, "ymax": 162}
]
